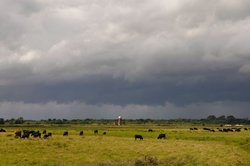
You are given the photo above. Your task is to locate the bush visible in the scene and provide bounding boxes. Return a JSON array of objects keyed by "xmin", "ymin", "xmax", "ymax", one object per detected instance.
[{"xmin": 135, "ymin": 155, "xmax": 158, "ymax": 166}]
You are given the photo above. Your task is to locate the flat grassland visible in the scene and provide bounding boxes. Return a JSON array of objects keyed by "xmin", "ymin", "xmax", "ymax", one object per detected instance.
[{"xmin": 0, "ymin": 124, "xmax": 249, "ymax": 166}]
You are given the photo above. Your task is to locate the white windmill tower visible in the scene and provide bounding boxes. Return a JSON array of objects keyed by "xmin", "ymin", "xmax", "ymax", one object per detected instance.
[{"xmin": 117, "ymin": 116, "xmax": 122, "ymax": 126}]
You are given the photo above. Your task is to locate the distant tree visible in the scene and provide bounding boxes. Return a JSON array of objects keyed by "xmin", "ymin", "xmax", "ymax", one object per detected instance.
[
  {"xmin": 226, "ymin": 115, "xmax": 236, "ymax": 123},
  {"xmin": 207, "ymin": 115, "xmax": 216, "ymax": 121},
  {"xmin": 217, "ymin": 115, "xmax": 226, "ymax": 121},
  {"xmin": 9, "ymin": 118, "xmax": 16, "ymax": 124},
  {"xmin": 15, "ymin": 117, "xmax": 24, "ymax": 124},
  {"xmin": 55, "ymin": 119, "xmax": 63, "ymax": 124},
  {"xmin": 0, "ymin": 118, "xmax": 4, "ymax": 124}
]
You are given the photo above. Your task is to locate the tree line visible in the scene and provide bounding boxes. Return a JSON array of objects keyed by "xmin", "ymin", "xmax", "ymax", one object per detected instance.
[{"xmin": 0, "ymin": 115, "xmax": 249, "ymax": 125}]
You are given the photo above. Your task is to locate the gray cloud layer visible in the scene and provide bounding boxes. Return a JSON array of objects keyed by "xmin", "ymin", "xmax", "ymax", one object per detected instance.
[
  {"xmin": 1, "ymin": 101, "xmax": 249, "ymax": 120},
  {"xmin": 1, "ymin": 0, "xmax": 250, "ymax": 119}
]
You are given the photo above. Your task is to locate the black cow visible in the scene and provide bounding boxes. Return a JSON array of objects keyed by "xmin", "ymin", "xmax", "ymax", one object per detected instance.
[
  {"xmin": 203, "ymin": 128, "xmax": 210, "ymax": 131},
  {"xmin": 43, "ymin": 134, "xmax": 49, "ymax": 139},
  {"xmin": 134, "ymin": 134, "xmax": 143, "ymax": 140},
  {"xmin": 223, "ymin": 128, "xmax": 233, "ymax": 132},
  {"xmin": 223, "ymin": 128, "xmax": 229, "ymax": 132},
  {"xmin": 15, "ymin": 131, "xmax": 22, "ymax": 138},
  {"xmin": 21, "ymin": 130, "xmax": 30, "ymax": 139},
  {"xmin": 94, "ymin": 130, "xmax": 98, "ymax": 134},
  {"xmin": 44, "ymin": 132, "xmax": 52, "ymax": 139},
  {"xmin": 29, "ymin": 130, "xmax": 35, "ymax": 135},
  {"xmin": 32, "ymin": 131, "xmax": 41, "ymax": 138},
  {"xmin": 235, "ymin": 128, "xmax": 241, "ymax": 132},
  {"xmin": 157, "ymin": 133, "xmax": 166, "ymax": 139},
  {"xmin": 63, "ymin": 131, "xmax": 68, "ymax": 136},
  {"xmin": 42, "ymin": 130, "xmax": 47, "ymax": 134},
  {"xmin": 79, "ymin": 131, "xmax": 84, "ymax": 136},
  {"xmin": 148, "ymin": 129, "xmax": 153, "ymax": 132},
  {"xmin": 103, "ymin": 132, "xmax": 106, "ymax": 135},
  {"xmin": 0, "ymin": 128, "xmax": 6, "ymax": 132}
]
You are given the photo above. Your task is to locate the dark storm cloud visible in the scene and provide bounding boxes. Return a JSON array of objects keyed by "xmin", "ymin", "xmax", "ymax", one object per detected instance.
[
  {"xmin": 0, "ymin": 0, "xmax": 250, "ymax": 119},
  {"xmin": 0, "ymin": 101, "xmax": 250, "ymax": 120},
  {"xmin": 1, "ymin": 75, "xmax": 250, "ymax": 106}
]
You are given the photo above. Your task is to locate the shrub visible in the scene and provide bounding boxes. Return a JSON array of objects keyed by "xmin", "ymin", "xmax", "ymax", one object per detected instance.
[{"xmin": 135, "ymin": 155, "xmax": 158, "ymax": 166}]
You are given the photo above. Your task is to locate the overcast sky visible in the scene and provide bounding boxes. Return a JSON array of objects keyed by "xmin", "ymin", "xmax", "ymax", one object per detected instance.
[{"xmin": 1, "ymin": 0, "xmax": 250, "ymax": 120}]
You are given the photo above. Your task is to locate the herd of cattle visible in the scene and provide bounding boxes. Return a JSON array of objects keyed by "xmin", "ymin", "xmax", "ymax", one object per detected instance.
[
  {"xmin": 190, "ymin": 127, "xmax": 250, "ymax": 132},
  {"xmin": 14, "ymin": 130, "xmax": 52, "ymax": 139},
  {"xmin": 1, "ymin": 126, "xmax": 249, "ymax": 140},
  {"xmin": 0, "ymin": 128, "xmax": 166, "ymax": 140}
]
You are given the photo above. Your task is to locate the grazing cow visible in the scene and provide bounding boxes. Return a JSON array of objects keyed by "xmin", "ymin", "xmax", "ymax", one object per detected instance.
[
  {"xmin": 94, "ymin": 130, "xmax": 98, "ymax": 134},
  {"xmin": 15, "ymin": 131, "xmax": 22, "ymax": 138},
  {"xmin": 44, "ymin": 132, "xmax": 52, "ymax": 139},
  {"xmin": 29, "ymin": 130, "xmax": 35, "ymax": 135},
  {"xmin": 193, "ymin": 128, "xmax": 198, "ymax": 130},
  {"xmin": 157, "ymin": 133, "xmax": 166, "ymax": 139},
  {"xmin": 190, "ymin": 128, "xmax": 194, "ymax": 130},
  {"xmin": 42, "ymin": 130, "xmax": 47, "ymax": 134},
  {"xmin": 235, "ymin": 128, "xmax": 241, "ymax": 132},
  {"xmin": 223, "ymin": 128, "xmax": 233, "ymax": 132},
  {"xmin": 43, "ymin": 134, "xmax": 49, "ymax": 139},
  {"xmin": 29, "ymin": 130, "xmax": 35, "ymax": 136},
  {"xmin": 148, "ymin": 129, "xmax": 153, "ymax": 132},
  {"xmin": 103, "ymin": 132, "xmax": 106, "ymax": 135},
  {"xmin": 134, "ymin": 134, "xmax": 143, "ymax": 140},
  {"xmin": 63, "ymin": 131, "xmax": 68, "ymax": 136},
  {"xmin": 223, "ymin": 128, "xmax": 229, "ymax": 132},
  {"xmin": 203, "ymin": 128, "xmax": 210, "ymax": 131},
  {"xmin": 32, "ymin": 131, "xmax": 41, "ymax": 138},
  {"xmin": 203, "ymin": 128, "xmax": 215, "ymax": 132},
  {"xmin": 21, "ymin": 130, "xmax": 31, "ymax": 139},
  {"xmin": 23, "ymin": 130, "xmax": 30, "ymax": 134},
  {"xmin": 0, "ymin": 128, "xmax": 6, "ymax": 132},
  {"xmin": 79, "ymin": 131, "xmax": 84, "ymax": 136},
  {"xmin": 21, "ymin": 131, "xmax": 30, "ymax": 139}
]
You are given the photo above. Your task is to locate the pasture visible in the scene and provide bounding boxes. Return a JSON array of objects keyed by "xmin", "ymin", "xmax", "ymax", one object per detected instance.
[{"xmin": 0, "ymin": 124, "xmax": 249, "ymax": 165}]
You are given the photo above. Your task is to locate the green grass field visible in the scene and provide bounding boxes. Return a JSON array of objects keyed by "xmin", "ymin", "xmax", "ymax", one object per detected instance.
[{"xmin": 0, "ymin": 124, "xmax": 249, "ymax": 166}]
